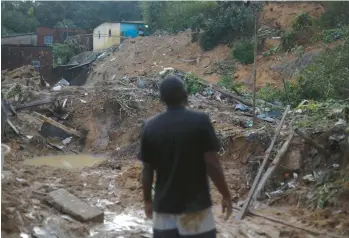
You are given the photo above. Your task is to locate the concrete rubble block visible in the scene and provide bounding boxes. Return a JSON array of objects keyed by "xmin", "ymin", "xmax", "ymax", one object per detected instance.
[{"xmin": 47, "ymin": 189, "xmax": 104, "ymax": 223}]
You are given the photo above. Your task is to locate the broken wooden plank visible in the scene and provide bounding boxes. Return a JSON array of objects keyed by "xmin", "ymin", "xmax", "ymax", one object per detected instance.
[
  {"xmin": 236, "ymin": 105, "xmax": 290, "ymax": 220},
  {"xmin": 252, "ymin": 133, "xmax": 294, "ymax": 202},
  {"xmin": 15, "ymin": 98, "xmax": 55, "ymax": 110},
  {"xmin": 33, "ymin": 112, "xmax": 81, "ymax": 137},
  {"xmin": 232, "ymin": 206, "xmax": 345, "ymax": 238},
  {"xmin": 47, "ymin": 189, "xmax": 104, "ymax": 223},
  {"xmin": 6, "ymin": 119, "xmax": 20, "ymax": 135},
  {"xmin": 294, "ymin": 128, "xmax": 330, "ymax": 158},
  {"xmin": 62, "ymin": 98, "xmax": 68, "ymax": 108},
  {"xmin": 249, "ymin": 210, "xmax": 346, "ymax": 238}
]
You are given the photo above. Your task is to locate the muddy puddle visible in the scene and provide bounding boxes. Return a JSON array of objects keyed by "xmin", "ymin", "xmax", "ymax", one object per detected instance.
[
  {"xmin": 23, "ymin": 154, "xmax": 105, "ymax": 169},
  {"xmin": 90, "ymin": 209, "xmax": 152, "ymax": 237}
]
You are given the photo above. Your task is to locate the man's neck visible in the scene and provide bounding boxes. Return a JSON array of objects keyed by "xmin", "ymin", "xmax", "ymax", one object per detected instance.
[{"xmin": 167, "ymin": 105, "xmax": 185, "ymax": 110}]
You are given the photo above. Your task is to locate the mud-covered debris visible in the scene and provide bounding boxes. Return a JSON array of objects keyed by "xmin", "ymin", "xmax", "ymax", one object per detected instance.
[
  {"xmin": 47, "ymin": 189, "xmax": 104, "ymax": 223},
  {"xmin": 34, "ymin": 112, "xmax": 82, "ymax": 138},
  {"xmin": 2, "ymin": 65, "xmax": 40, "ymax": 81},
  {"xmin": 40, "ymin": 122, "xmax": 71, "ymax": 140},
  {"xmin": 32, "ymin": 227, "xmax": 57, "ymax": 238}
]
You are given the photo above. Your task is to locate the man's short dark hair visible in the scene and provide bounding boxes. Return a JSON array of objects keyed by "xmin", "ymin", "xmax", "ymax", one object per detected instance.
[{"xmin": 160, "ymin": 76, "xmax": 188, "ymax": 106}]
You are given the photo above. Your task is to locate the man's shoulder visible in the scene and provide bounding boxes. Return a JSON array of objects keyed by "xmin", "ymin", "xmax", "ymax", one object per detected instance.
[
  {"xmin": 144, "ymin": 109, "xmax": 210, "ymax": 129},
  {"xmin": 185, "ymin": 109, "xmax": 210, "ymax": 121},
  {"xmin": 143, "ymin": 112, "xmax": 166, "ymax": 129}
]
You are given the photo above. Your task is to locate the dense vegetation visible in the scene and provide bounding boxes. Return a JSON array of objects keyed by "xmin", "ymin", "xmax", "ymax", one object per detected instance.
[
  {"xmin": 141, "ymin": 1, "xmax": 259, "ymax": 51},
  {"xmin": 1, "ymin": 1, "xmax": 142, "ymax": 35}
]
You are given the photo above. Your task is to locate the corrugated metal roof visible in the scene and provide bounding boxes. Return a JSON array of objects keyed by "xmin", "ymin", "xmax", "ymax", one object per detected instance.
[{"xmin": 121, "ymin": 21, "xmax": 145, "ymax": 24}]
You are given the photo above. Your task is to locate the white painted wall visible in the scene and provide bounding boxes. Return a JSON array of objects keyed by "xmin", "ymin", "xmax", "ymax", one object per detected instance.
[{"xmin": 93, "ymin": 23, "xmax": 121, "ymax": 51}]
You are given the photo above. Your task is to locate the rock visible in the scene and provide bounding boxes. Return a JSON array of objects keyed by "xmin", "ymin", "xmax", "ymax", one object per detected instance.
[
  {"xmin": 47, "ymin": 189, "xmax": 104, "ymax": 223},
  {"xmin": 125, "ymin": 178, "xmax": 136, "ymax": 189},
  {"xmin": 281, "ymin": 147, "xmax": 302, "ymax": 171},
  {"xmin": 32, "ymin": 227, "xmax": 58, "ymax": 238},
  {"xmin": 1, "ymin": 170, "xmax": 14, "ymax": 181}
]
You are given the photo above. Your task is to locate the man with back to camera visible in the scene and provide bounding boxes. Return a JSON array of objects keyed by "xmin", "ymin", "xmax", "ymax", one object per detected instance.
[{"xmin": 139, "ymin": 75, "xmax": 232, "ymax": 238}]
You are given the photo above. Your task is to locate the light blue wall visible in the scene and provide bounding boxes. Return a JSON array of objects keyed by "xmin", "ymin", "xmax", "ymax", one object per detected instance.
[{"xmin": 120, "ymin": 23, "xmax": 144, "ymax": 38}]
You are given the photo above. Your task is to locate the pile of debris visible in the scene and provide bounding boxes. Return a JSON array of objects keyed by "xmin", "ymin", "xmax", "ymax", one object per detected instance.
[
  {"xmin": 2, "ymin": 61, "xmax": 349, "ymax": 237},
  {"xmin": 1, "ymin": 66, "xmax": 50, "ymax": 105}
]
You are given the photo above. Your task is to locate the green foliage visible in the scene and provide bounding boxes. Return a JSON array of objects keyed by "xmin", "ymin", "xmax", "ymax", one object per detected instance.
[
  {"xmin": 184, "ymin": 73, "xmax": 205, "ymax": 95},
  {"xmin": 217, "ymin": 75, "xmax": 233, "ymax": 89},
  {"xmin": 292, "ymin": 12, "xmax": 312, "ymax": 31},
  {"xmin": 318, "ymin": 26, "xmax": 349, "ymax": 43},
  {"xmin": 263, "ymin": 44, "xmax": 280, "ymax": 57},
  {"xmin": 54, "ymin": 19, "xmax": 76, "ymax": 29},
  {"xmin": 198, "ymin": 3, "xmax": 255, "ymax": 51},
  {"xmin": 1, "ymin": 1, "xmax": 142, "ymax": 34},
  {"xmin": 232, "ymin": 38, "xmax": 254, "ymax": 65},
  {"xmin": 52, "ymin": 43, "xmax": 75, "ymax": 67},
  {"xmin": 213, "ymin": 60, "xmax": 235, "ymax": 75},
  {"xmin": 281, "ymin": 31, "xmax": 295, "ymax": 51},
  {"xmin": 258, "ymin": 38, "xmax": 349, "ymax": 106},
  {"xmin": 141, "ymin": 2, "xmax": 256, "ymax": 50},
  {"xmin": 257, "ymin": 83, "xmax": 282, "ymax": 103},
  {"xmin": 140, "ymin": 1, "xmax": 216, "ymax": 34},
  {"xmin": 319, "ymin": 2, "xmax": 349, "ymax": 29},
  {"xmin": 1, "ymin": 2, "xmax": 39, "ymax": 35},
  {"xmin": 217, "ymin": 75, "xmax": 244, "ymax": 93}
]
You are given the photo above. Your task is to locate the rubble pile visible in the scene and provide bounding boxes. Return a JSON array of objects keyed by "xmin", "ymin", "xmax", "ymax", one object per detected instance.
[{"xmin": 1, "ymin": 62, "xmax": 349, "ymax": 237}]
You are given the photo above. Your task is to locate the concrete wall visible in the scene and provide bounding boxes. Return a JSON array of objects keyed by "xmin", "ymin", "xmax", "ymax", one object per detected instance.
[
  {"xmin": 1, "ymin": 45, "xmax": 53, "ymax": 82},
  {"xmin": 120, "ymin": 23, "xmax": 140, "ymax": 38},
  {"xmin": 93, "ymin": 23, "xmax": 121, "ymax": 51},
  {"xmin": 1, "ymin": 34, "xmax": 37, "ymax": 46}
]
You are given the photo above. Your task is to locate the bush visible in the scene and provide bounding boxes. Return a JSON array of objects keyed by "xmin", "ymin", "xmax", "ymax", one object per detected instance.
[
  {"xmin": 232, "ymin": 38, "xmax": 254, "ymax": 65},
  {"xmin": 198, "ymin": 3, "xmax": 256, "ymax": 51},
  {"xmin": 319, "ymin": 26, "xmax": 349, "ymax": 43},
  {"xmin": 52, "ymin": 43, "xmax": 75, "ymax": 67},
  {"xmin": 184, "ymin": 73, "xmax": 205, "ymax": 94},
  {"xmin": 292, "ymin": 12, "xmax": 312, "ymax": 31},
  {"xmin": 198, "ymin": 28, "xmax": 218, "ymax": 51},
  {"xmin": 281, "ymin": 31, "xmax": 295, "ymax": 51},
  {"xmin": 217, "ymin": 75, "xmax": 233, "ymax": 89}
]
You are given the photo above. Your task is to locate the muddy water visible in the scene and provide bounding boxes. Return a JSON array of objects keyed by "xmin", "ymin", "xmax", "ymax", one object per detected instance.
[
  {"xmin": 90, "ymin": 209, "xmax": 152, "ymax": 237},
  {"xmin": 23, "ymin": 154, "xmax": 105, "ymax": 169}
]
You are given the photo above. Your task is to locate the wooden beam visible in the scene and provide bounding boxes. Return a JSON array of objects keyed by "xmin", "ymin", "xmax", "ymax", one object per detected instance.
[
  {"xmin": 33, "ymin": 112, "xmax": 81, "ymax": 137},
  {"xmin": 6, "ymin": 119, "xmax": 20, "ymax": 135},
  {"xmin": 15, "ymin": 98, "xmax": 55, "ymax": 110},
  {"xmin": 252, "ymin": 133, "xmax": 294, "ymax": 202},
  {"xmin": 236, "ymin": 105, "xmax": 290, "ymax": 220},
  {"xmin": 232, "ymin": 206, "xmax": 346, "ymax": 238}
]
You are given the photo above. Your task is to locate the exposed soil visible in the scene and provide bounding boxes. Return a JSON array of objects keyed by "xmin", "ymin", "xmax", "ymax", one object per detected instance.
[{"xmin": 2, "ymin": 2, "xmax": 349, "ymax": 238}]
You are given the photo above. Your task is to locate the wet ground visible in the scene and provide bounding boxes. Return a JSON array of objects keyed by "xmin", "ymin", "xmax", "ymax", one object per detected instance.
[
  {"xmin": 3, "ymin": 152, "xmax": 346, "ymax": 238},
  {"xmin": 23, "ymin": 154, "xmax": 106, "ymax": 169}
]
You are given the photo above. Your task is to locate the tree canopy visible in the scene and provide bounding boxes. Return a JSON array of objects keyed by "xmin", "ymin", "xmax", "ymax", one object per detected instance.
[{"xmin": 1, "ymin": 1, "xmax": 142, "ymax": 36}]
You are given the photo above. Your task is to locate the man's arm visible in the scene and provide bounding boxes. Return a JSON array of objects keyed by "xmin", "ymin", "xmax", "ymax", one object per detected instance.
[
  {"xmin": 201, "ymin": 114, "xmax": 231, "ymax": 199},
  {"xmin": 204, "ymin": 152, "xmax": 231, "ymax": 199},
  {"xmin": 142, "ymin": 163, "xmax": 154, "ymax": 203},
  {"xmin": 201, "ymin": 114, "xmax": 232, "ymax": 219},
  {"xmin": 139, "ymin": 124, "xmax": 155, "ymax": 203}
]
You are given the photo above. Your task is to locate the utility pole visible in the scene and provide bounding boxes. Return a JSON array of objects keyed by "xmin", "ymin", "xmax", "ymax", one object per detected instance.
[{"xmin": 252, "ymin": 8, "xmax": 259, "ymax": 127}]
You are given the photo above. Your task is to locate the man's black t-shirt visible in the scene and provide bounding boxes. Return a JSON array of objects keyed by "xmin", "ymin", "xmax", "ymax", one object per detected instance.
[{"xmin": 139, "ymin": 106, "xmax": 220, "ymax": 214}]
